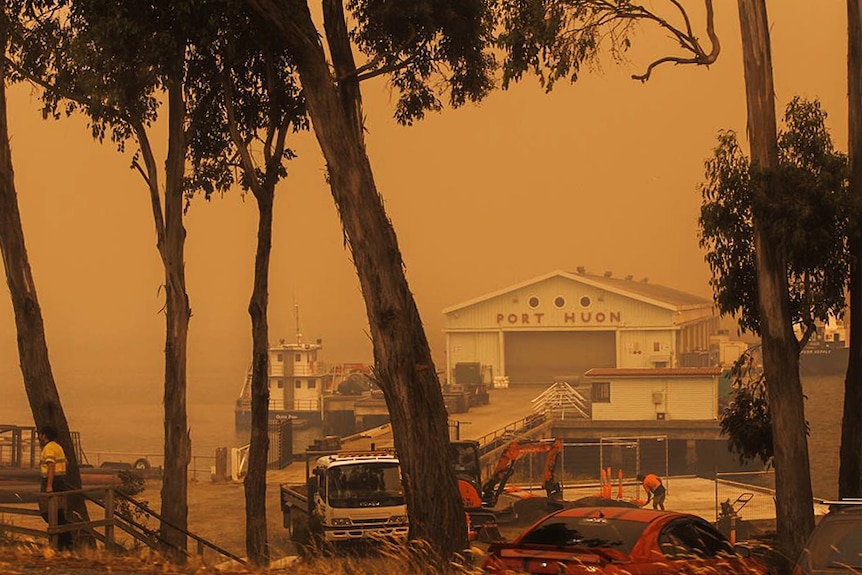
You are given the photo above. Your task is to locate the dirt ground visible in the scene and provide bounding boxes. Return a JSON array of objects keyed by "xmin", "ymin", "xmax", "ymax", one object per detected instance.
[{"xmin": 135, "ymin": 476, "xmax": 295, "ymax": 563}]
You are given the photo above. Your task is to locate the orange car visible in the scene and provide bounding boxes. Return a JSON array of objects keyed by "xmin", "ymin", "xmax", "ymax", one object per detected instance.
[{"xmin": 482, "ymin": 506, "xmax": 768, "ymax": 575}]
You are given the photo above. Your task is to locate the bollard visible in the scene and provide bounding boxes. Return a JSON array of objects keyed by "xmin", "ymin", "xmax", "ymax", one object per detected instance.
[
  {"xmin": 214, "ymin": 447, "xmax": 228, "ymax": 482},
  {"xmin": 729, "ymin": 512, "xmax": 737, "ymax": 545}
]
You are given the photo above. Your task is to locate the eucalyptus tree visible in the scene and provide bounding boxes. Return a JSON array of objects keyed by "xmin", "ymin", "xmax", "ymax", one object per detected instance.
[
  {"xmin": 734, "ymin": 1, "xmax": 815, "ymax": 557},
  {"xmin": 699, "ymin": 97, "xmax": 849, "ymax": 471},
  {"xmin": 185, "ymin": 4, "xmax": 306, "ymax": 562},
  {"xmin": 700, "ymin": 98, "xmax": 849, "ymax": 343},
  {"xmin": 843, "ymin": 0, "xmax": 862, "ymax": 501},
  {"xmin": 13, "ymin": 0, "xmax": 239, "ymax": 555},
  {"xmin": 0, "ymin": 0, "xmax": 92, "ymax": 537},
  {"xmin": 244, "ymin": 0, "xmax": 723, "ymax": 560},
  {"xmin": 245, "ymin": 0, "xmax": 497, "ymax": 560}
]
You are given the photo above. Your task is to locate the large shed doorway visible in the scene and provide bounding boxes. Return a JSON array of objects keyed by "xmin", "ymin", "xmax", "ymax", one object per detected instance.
[{"xmin": 504, "ymin": 331, "xmax": 616, "ymax": 385}]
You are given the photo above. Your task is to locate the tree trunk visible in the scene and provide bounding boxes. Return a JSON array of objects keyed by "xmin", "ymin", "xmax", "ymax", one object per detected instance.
[
  {"xmin": 841, "ymin": 0, "xmax": 862, "ymax": 500},
  {"xmin": 737, "ymin": 0, "xmax": 814, "ymax": 560},
  {"xmin": 158, "ymin": 76, "xmax": 192, "ymax": 557},
  {"xmin": 244, "ymin": 190, "xmax": 273, "ymax": 565},
  {"xmin": 246, "ymin": 0, "xmax": 469, "ymax": 561},
  {"xmin": 0, "ymin": 18, "xmax": 91, "ymax": 535}
]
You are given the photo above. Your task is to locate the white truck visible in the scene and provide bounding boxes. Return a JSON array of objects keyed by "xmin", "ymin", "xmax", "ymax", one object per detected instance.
[{"xmin": 280, "ymin": 450, "xmax": 409, "ymax": 547}]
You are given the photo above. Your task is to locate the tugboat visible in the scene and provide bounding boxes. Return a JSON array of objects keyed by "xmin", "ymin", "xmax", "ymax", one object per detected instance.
[
  {"xmin": 234, "ymin": 334, "xmax": 329, "ymax": 432},
  {"xmin": 234, "ymin": 332, "xmax": 374, "ymax": 432}
]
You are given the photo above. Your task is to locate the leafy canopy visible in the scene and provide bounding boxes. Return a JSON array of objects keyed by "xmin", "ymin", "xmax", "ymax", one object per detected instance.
[
  {"xmin": 703, "ymin": 98, "xmax": 845, "ymax": 465},
  {"xmin": 719, "ymin": 352, "xmax": 773, "ymax": 466},
  {"xmin": 348, "ymin": 0, "xmax": 496, "ymax": 124},
  {"xmin": 699, "ymin": 97, "xmax": 850, "ymax": 339}
]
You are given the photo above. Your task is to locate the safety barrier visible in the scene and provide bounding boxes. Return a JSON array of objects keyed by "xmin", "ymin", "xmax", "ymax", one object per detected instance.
[{"xmin": 0, "ymin": 485, "xmax": 244, "ymax": 565}]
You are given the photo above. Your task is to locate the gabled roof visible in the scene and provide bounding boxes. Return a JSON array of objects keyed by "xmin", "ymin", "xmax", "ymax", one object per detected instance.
[
  {"xmin": 584, "ymin": 367, "xmax": 723, "ymax": 377},
  {"xmin": 443, "ymin": 270, "xmax": 712, "ymax": 314}
]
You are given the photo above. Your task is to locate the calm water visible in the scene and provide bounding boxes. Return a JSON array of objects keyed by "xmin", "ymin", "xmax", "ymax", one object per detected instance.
[{"xmin": 0, "ymin": 367, "xmax": 847, "ymax": 499}]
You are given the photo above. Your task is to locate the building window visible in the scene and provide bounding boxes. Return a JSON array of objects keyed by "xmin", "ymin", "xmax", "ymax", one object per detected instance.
[
  {"xmin": 591, "ymin": 382, "xmax": 611, "ymax": 403},
  {"xmin": 276, "ymin": 353, "xmax": 283, "ymax": 362},
  {"xmin": 295, "ymin": 380, "xmax": 302, "ymax": 389},
  {"xmin": 554, "ymin": 296, "xmax": 566, "ymax": 309},
  {"xmin": 580, "ymin": 296, "xmax": 592, "ymax": 308},
  {"xmin": 528, "ymin": 296, "xmax": 540, "ymax": 308},
  {"xmin": 309, "ymin": 380, "xmax": 317, "ymax": 389},
  {"xmin": 276, "ymin": 379, "xmax": 283, "ymax": 389},
  {"xmin": 653, "ymin": 341, "xmax": 661, "ymax": 352},
  {"xmin": 295, "ymin": 353, "xmax": 301, "ymax": 362}
]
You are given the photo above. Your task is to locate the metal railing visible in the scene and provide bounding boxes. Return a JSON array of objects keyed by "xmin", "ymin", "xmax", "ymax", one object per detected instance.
[
  {"xmin": 0, "ymin": 485, "xmax": 244, "ymax": 564},
  {"xmin": 474, "ymin": 412, "xmax": 549, "ymax": 457}
]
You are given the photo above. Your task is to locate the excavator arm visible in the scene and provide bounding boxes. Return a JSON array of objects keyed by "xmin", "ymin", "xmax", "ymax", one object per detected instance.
[{"xmin": 481, "ymin": 438, "xmax": 563, "ymax": 507}]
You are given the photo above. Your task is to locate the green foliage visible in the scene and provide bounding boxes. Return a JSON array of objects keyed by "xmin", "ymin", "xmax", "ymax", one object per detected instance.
[
  {"xmin": 494, "ymin": 1, "xmax": 719, "ymax": 90},
  {"xmin": 183, "ymin": 1, "xmax": 305, "ymax": 199},
  {"xmin": 114, "ymin": 470, "xmax": 150, "ymax": 526},
  {"xmin": 349, "ymin": 0, "xmax": 496, "ymax": 124},
  {"xmin": 9, "ymin": 0, "xmax": 305, "ymax": 201},
  {"xmin": 496, "ymin": 0, "xmax": 628, "ymax": 91},
  {"xmin": 720, "ymin": 351, "xmax": 772, "ymax": 466},
  {"xmin": 698, "ymin": 97, "xmax": 850, "ymax": 337},
  {"xmin": 720, "ymin": 348, "xmax": 811, "ymax": 466}
]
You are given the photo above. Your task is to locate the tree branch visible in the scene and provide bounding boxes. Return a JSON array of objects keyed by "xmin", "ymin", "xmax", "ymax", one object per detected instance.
[
  {"xmin": 631, "ymin": 0, "xmax": 719, "ymax": 81},
  {"xmin": 132, "ymin": 122, "xmax": 166, "ymax": 243}
]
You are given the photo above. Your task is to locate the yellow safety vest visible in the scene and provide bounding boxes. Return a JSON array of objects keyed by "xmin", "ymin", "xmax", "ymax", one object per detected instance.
[{"xmin": 39, "ymin": 441, "xmax": 67, "ymax": 477}]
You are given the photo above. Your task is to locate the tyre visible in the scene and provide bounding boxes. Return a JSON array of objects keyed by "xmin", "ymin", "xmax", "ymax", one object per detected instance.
[{"xmin": 133, "ymin": 458, "xmax": 151, "ymax": 470}]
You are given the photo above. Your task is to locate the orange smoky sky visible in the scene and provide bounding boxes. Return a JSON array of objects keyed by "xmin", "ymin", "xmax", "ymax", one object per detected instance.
[{"xmin": 0, "ymin": 2, "xmax": 849, "ymax": 412}]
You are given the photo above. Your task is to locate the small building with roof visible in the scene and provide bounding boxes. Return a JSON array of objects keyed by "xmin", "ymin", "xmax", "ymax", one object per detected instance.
[
  {"xmin": 443, "ymin": 269, "xmax": 719, "ymax": 387},
  {"xmin": 582, "ymin": 366, "xmax": 723, "ymax": 422}
]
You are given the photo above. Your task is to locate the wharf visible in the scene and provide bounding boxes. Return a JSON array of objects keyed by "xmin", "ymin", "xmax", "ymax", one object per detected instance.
[{"xmin": 264, "ymin": 384, "xmax": 828, "ymax": 527}]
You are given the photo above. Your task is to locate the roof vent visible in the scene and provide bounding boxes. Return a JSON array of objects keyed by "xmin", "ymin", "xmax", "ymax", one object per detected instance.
[
  {"xmin": 603, "ymin": 271, "xmax": 612, "ymax": 278},
  {"xmin": 576, "ymin": 266, "xmax": 586, "ymax": 274},
  {"xmin": 625, "ymin": 275, "xmax": 633, "ymax": 281},
  {"xmin": 641, "ymin": 277, "xmax": 649, "ymax": 283}
]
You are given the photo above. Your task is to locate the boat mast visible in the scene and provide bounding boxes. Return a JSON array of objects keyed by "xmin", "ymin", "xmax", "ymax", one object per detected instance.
[{"xmin": 295, "ymin": 303, "xmax": 302, "ymax": 344}]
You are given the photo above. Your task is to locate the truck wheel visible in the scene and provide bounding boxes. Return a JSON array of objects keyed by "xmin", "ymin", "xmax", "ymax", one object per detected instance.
[
  {"xmin": 133, "ymin": 458, "xmax": 151, "ymax": 470},
  {"xmin": 290, "ymin": 514, "xmax": 314, "ymax": 556}
]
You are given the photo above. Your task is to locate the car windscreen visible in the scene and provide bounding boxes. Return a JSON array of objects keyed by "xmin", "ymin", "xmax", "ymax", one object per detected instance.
[
  {"xmin": 805, "ymin": 519, "xmax": 862, "ymax": 570},
  {"xmin": 326, "ymin": 462, "xmax": 405, "ymax": 508},
  {"xmin": 519, "ymin": 515, "xmax": 647, "ymax": 554}
]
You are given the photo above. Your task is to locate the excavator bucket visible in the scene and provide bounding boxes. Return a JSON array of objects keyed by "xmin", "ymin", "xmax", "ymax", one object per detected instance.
[
  {"xmin": 475, "ymin": 522, "xmax": 506, "ymax": 543},
  {"xmin": 467, "ymin": 509, "xmax": 506, "ymax": 543}
]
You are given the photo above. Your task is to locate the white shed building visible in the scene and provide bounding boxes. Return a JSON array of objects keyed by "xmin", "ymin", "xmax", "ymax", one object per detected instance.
[
  {"xmin": 583, "ymin": 367, "xmax": 722, "ymax": 421},
  {"xmin": 443, "ymin": 270, "xmax": 718, "ymax": 386}
]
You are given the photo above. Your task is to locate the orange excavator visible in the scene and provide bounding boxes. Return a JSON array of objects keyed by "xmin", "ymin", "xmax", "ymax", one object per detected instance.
[
  {"xmin": 480, "ymin": 438, "xmax": 564, "ymax": 507},
  {"xmin": 450, "ymin": 438, "xmax": 565, "ymax": 541}
]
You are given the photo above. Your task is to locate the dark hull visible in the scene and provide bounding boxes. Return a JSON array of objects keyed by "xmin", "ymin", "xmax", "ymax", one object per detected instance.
[
  {"xmin": 234, "ymin": 407, "xmax": 316, "ymax": 433},
  {"xmin": 800, "ymin": 345, "xmax": 849, "ymax": 376}
]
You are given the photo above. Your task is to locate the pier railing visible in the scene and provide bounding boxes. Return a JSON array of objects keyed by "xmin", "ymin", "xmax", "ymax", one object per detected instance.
[
  {"xmin": 1, "ymin": 425, "xmax": 215, "ymax": 482},
  {"xmin": 474, "ymin": 411, "xmax": 550, "ymax": 457}
]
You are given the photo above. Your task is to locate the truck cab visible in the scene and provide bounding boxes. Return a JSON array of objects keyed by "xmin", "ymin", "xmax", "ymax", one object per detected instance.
[{"xmin": 282, "ymin": 450, "xmax": 409, "ymax": 545}]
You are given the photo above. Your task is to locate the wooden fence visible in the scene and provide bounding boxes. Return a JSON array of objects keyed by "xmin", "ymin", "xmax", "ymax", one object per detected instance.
[{"xmin": 0, "ymin": 485, "xmax": 245, "ymax": 565}]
